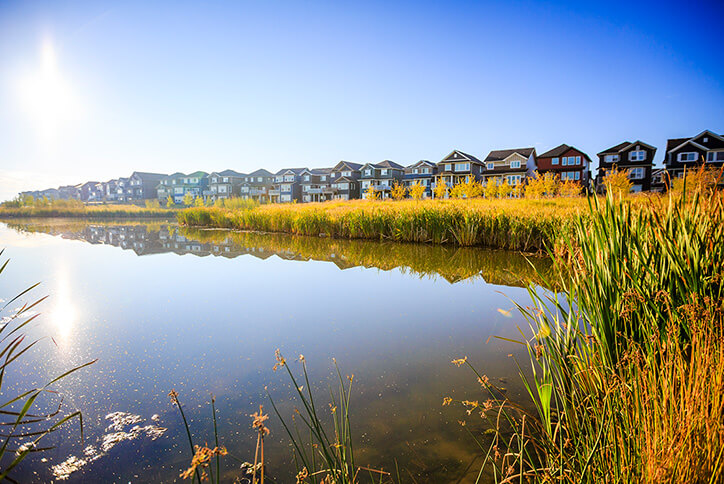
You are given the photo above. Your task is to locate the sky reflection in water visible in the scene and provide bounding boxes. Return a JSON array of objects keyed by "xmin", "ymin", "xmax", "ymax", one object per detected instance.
[{"xmin": 0, "ymin": 220, "xmax": 547, "ymax": 483}]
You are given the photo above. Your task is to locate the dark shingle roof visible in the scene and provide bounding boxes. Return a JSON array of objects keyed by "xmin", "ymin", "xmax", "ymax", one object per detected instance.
[
  {"xmin": 310, "ymin": 167, "xmax": 333, "ymax": 175},
  {"xmin": 375, "ymin": 160, "xmax": 404, "ymax": 169},
  {"xmin": 334, "ymin": 161, "xmax": 363, "ymax": 171},
  {"xmin": 275, "ymin": 168, "xmax": 307, "ymax": 176},
  {"xmin": 216, "ymin": 169, "xmax": 245, "ymax": 177},
  {"xmin": 484, "ymin": 148, "xmax": 535, "ymax": 162},
  {"xmin": 247, "ymin": 169, "xmax": 274, "ymax": 177},
  {"xmin": 538, "ymin": 144, "xmax": 572, "ymax": 158},
  {"xmin": 666, "ymin": 137, "xmax": 690, "ymax": 152},
  {"xmin": 597, "ymin": 142, "xmax": 631, "ymax": 155}
]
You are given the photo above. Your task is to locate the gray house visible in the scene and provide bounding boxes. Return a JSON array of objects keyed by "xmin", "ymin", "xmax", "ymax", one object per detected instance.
[
  {"xmin": 360, "ymin": 160, "xmax": 405, "ymax": 199},
  {"xmin": 329, "ymin": 161, "xmax": 362, "ymax": 200},
  {"xmin": 240, "ymin": 169, "xmax": 275, "ymax": 202},
  {"xmin": 403, "ymin": 160, "xmax": 437, "ymax": 198},
  {"xmin": 300, "ymin": 168, "xmax": 334, "ymax": 203},
  {"xmin": 271, "ymin": 168, "xmax": 307, "ymax": 203},
  {"xmin": 128, "ymin": 172, "xmax": 168, "ymax": 201},
  {"xmin": 209, "ymin": 170, "xmax": 246, "ymax": 201}
]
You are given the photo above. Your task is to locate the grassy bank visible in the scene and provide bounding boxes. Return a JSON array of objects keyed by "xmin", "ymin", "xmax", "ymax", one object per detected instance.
[
  {"xmin": 178, "ymin": 198, "xmax": 599, "ymax": 252},
  {"xmin": 0, "ymin": 201, "xmax": 177, "ymax": 219}
]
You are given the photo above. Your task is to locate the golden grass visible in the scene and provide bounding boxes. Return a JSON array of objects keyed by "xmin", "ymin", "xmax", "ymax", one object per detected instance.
[{"xmin": 0, "ymin": 203, "xmax": 177, "ymax": 219}]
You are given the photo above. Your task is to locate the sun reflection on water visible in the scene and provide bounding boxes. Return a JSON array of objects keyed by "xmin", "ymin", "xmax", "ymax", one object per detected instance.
[{"xmin": 50, "ymin": 267, "xmax": 78, "ymax": 344}]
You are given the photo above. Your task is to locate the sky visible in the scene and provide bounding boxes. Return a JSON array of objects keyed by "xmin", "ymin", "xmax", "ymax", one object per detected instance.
[{"xmin": 1, "ymin": 0, "xmax": 723, "ymax": 201}]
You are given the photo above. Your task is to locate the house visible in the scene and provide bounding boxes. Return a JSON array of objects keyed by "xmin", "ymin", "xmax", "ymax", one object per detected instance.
[
  {"xmin": 403, "ymin": 160, "xmax": 437, "ymax": 198},
  {"xmin": 536, "ymin": 144, "xmax": 592, "ymax": 188},
  {"xmin": 115, "ymin": 177, "xmax": 131, "ymax": 202},
  {"xmin": 651, "ymin": 168, "xmax": 668, "ymax": 192},
  {"xmin": 128, "ymin": 172, "xmax": 167, "ymax": 201},
  {"xmin": 75, "ymin": 181, "xmax": 100, "ymax": 202},
  {"xmin": 595, "ymin": 141, "xmax": 656, "ymax": 193},
  {"xmin": 300, "ymin": 168, "xmax": 334, "ymax": 202},
  {"xmin": 157, "ymin": 171, "xmax": 209, "ymax": 204},
  {"xmin": 329, "ymin": 161, "xmax": 362, "ymax": 200},
  {"xmin": 208, "ymin": 170, "xmax": 246, "ymax": 201},
  {"xmin": 240, "ymin": 169, "xmax": 275, "ymax": 203},
  {"xmin": 433, "ymin": 150, "xmax": 486, "ymax": 197},
  {"xmin": 270, "ymin": 168, "xmax": 306, "ymax": 203},
  {"xmin": 58, "ymin": 185, "xmax": 81, "ymax": 200},
  {"xmin": 663, "ymin": 130, "xmax": 724, "ymax": 182},
  {"xmin": 89, "ymin": 182, "xmax": 106, "ymax": 202},
  {"xmin": 481, "ymin": 148, "xmax": 537, "ymax": 192},
  {"xmin": 360, "ymin": 160, "xmax": 405, "ymax": 199}
]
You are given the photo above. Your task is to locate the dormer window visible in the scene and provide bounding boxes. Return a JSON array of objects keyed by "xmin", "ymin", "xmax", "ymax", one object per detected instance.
[
  {"xmin": 704, "ymin": 137, "xmax": 709, "ymax": 143},
  {"xmin": 629, "ymin": 151, "xmax": 646, "ymax": 162},
  {"xmin": 510, "ymin": 160, "xmax": 521, "ymax": 169}
]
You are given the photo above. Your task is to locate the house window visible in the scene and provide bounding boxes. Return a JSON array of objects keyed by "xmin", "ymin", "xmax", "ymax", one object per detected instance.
[
  {"xmin": 276, "ymin": 176, "xmax": 283, "ymax": 182},
  {"xmin": 211, "ymin": 177, "xmax": 218, "ymax": 183},
  {"xmin": 510, "ymin": 160, "xmax": 521, "ymax": 169},
  {"xmin": 364, "ymin": 169, "xmax": 371, "ymax": 176},
  {"xmin": 706, "ymin": 151, "xmax": 724, "ymax": 162},
  {"xmin": 562, "ymin": 157, "xmax": 568, "ymax": 166},
  {"xmin": 604, "ymin": 154, "xmax": 619, "ymax": 163},
  {"xmin": 330, "ymin": 173, "xmax": 335, "ymax": 178},
  {"xmin": 678, "ymin": 152, "xmax": 698, "ymax": 162},
  {"xmin": 422, "ymin": 168, "xmax": 429, "ymax": 174},
  {"xmin": 628, "ymin": 167, "xmax": 645, "ymax": 180},
  {"xmin": 486, "ymin": 162, "xmax": 495, "ymax": 170},
  {"xmin": 320, "ymin": 176, "xmax": 326, "ymax": 181},
  {"xmin": 455, "ymin": 163, "xmax": 470, "ymax": 172},
  {"xmin": 575, "ymin": 171, "xmax": 580, "ymax": 180},
  {"xmin": 342, "ymin": 170, "xmax": 351, "ymax": 176},
  {"xmin": 413, "ymin": 168, "xmax": 419, "ymax": 174},
  {"xmin": 446, "ymin": 164, "xmax": 452, "ymax": 171},
  {"xmin": 281, "ymin": 184, "xmax": 292, "ymax": 191},
  {"xmin": 576, "ymin": 156, "xmax": 581, "ymax": 165},
  {"xmin": 304, "ymin": 175, "xmax": 310, "ymax": 181},
  {"xmin": 552, "ymin": 157, "xmax": 559, "ymax": 165},
  {"xmin": 257, "ymin": 177, "xmax": 262, "ymax": 182},
  {"xmin": 285, "ymin": 175, "xmax": 295, "ymax": 181},
  {"xmin": 507, "ymin": 175, "xmax": 521, "ymax": 185},
  {"xmin": 381, "ymin": 169, "xmax": 388, "ymax": 175},
  {"xmin": 629, "ymin": 151, "xmax": 645, "ymax": 162}
]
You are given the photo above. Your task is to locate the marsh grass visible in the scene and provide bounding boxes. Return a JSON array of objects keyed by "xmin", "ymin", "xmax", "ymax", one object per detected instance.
[
  {"xmin": 0, "ymin": 199, "xmax": 177, "ymax": 219},
  {"xmin": 178, "ymin": 198, "xmax": 597, "ymax": 252},
  {"xmin": 448, "ymin": 190, "xmax": 724, "ymax": 482},
  {"xmin": 0, "ymin": 250, "xmax": 96, "ymax": 481}
]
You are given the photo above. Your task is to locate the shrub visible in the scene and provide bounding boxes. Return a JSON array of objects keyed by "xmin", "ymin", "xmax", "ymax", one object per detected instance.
[
  {"xmin": 408, "ymin": 181, "xmax": 426, "ymax": 200},
  {"xmin": 390, "ymin": 181, "xmax": 407, "ymax": 201},
  {"xmin": 602, "ymin": 165, "xmax": 632, "ymax": 197}
]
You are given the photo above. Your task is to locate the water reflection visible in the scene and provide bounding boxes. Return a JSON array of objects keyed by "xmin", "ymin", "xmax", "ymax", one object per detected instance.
[{"xmin": 5, "ymin": 220, "xmax": 553, "ymax": 287}]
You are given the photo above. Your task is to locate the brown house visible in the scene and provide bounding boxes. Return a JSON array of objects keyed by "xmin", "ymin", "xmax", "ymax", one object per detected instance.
[
  {"xmin": 536, "ymin": 144, "xmax": 592, "ymax": 188},
  {"xmin": 595, "ymin": 141, "xmax": 657, "ymax": 193}
]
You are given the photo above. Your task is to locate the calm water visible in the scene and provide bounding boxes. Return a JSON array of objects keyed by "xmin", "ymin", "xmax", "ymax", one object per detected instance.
[{"xmin": 0, "ymin": 219, "xmax": 549, "ymax": 483}]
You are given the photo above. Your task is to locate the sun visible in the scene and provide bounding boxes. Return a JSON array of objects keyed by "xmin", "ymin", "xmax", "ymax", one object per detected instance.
[{"xmin": 16, "ymin": 38, "xmax": 84, "ymax": 141}]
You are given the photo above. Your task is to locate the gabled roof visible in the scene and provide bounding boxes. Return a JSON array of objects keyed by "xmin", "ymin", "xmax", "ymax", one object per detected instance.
[
  {"xmin": 332, "ymin": 176, "xmax": 355, "ymax": 183},
  {"xmin": 406, "ymin": 160, "xmax": 436, "ymax": 169},
  {"xmin": 439, "ymin": 150, "xmax": 484, "ymax": 164},
  {"xmin": 211, "ymin": 169, "xmax": 246, "ymax": 177},
  {"xmin": 538, "ymin": 144, "xmax": 591, "ymax": 161},
  {"xmin": 275, "ymin": 168, "xmax": 307, "ymax": 176},
  {"xmin": 247, "ymin": 168, "xmax": 274, "ymax": 177},
  {"xmin": 185, "ymin": 171, "xmax": 208, "ymax": 178},
  {"xmin": 375, "ymin": 160, "xmax": 405, "ymax": 169},
  {"xmin": 484, "ymin": 148, "xmax": 535, "ymax": 162},
  {"xmin": 598, "ymin": 140, "xmax": 656, "ymax": 156},
  {"xmin": 131, "ymin": 171, "xmax": 167, "ymax": 180},
  {"xmin": 333, "ymin": 161, "xmax": 362, "ymax": 171}
]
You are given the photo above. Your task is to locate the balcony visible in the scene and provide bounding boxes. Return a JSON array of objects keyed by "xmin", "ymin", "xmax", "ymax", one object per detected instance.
[
  {"xmin": 269, "ymin": 189, "xmax": 281, "ymax": 196},
  {"xmin": 249, "ymin": 188, "xmax": 267, "ymax": 196}
]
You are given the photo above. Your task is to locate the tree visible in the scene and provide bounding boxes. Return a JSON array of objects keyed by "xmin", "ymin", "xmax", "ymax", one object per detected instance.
[
  {"xmin": 543, "ymin": 173, "xmax": 560, "ymax": 197},
  {"xmin": 433, "ymin": 179, "xmax": 448, "ymax": 199},
  {"xmin": 602, "ymin": 166, "xmax": 632, "ymax": 198},
  {"xmin": 145, "ymin": 199, "xmax": 161, "ymax": 209},
  {"xmin": 365, "ymin": 183, "xmax": 378, "ymax": 200},
  {"xmin": 484, "ymin": 179, "xmax": 498, "ymax": 199},
  {"xmin": 193, "ymin": 196, "xmax": 204, "ymax": 207},
  {"xmin": 559, "ymin": 180, "xmax": 582, "ymax": 197},
  {"xmin": 182, "ymin": 192, "xmax": 194, "ymax": 206},
  {"xmin": 166, "ymin": 195, "xmax": 175, "ymax": 208},
  {"xmin": 463, "ymin": 178, "xmax": 483, "ymax": 198},
  {"xmin": 498, "ymin": 179, "xmax": 512, "ymax": 198},
  {"xmin": 409, "ymin": 181, "xmax": 426, "ymax": 200},
  {"xmin": 450, "ymin": 180, "xmax": 466, "ymax": 199},
  {"xmin": 525, "ymin": 172, "xmax": 545, "ymax": 199},
  {"xmin": 390, "ymin": 181, "xmax": 407, "ymax": 200}
]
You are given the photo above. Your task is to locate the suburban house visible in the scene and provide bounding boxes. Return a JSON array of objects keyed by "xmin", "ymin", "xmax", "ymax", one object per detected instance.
[
  {"xmin": 360, "ymin": 160, "xmax": 405, "ymax": 199},
  {"xmin": 157, "ymin": 171, "xmax": 209, "ymax": 204},
  {"xmin": 481, "ymin": 148, "xmax": 537, "ymax": 191},
  {"xmin": 240, "ymin": 169, "xmax": 275, "ymax": 202},
  {"xmin": 651, "ymin": 168, "xmax": 668, "ymax": 192},
  {"xmin": 127, "ymin": 172, "xmax": 167, "ymax": 201},
  {"xmin": 595, "ymin": 141, "xmax": 657, "ymax": 193},
  {"xmin": 89, "ymin": 182, "xmax": 106, "ymax": 202},
  {"xmin": 433, "ymin": 150, "xmax": 486, "ymax": 196},
  {"xmin": 103, "ymin": 179, "xmax": 119, "ymax": 202},
  {"xmin": 329, "ymin": 161, "xmax": 362, "ymax": 200},
  {"xmin": 403, "ymin": 160, "xmax": 437, "ymax": 198},
  {"xmin": 536, "ymin": 144, "xmax": 591, "ymax": 187},
  {"xmin": 270, "ymin": 168, "xmax": 306, "ymax": 203},
  {"xmin": 208, "ymin": 170, "xmax": 246, "ymax": 201},
  {"xmin": 300, "ymin": 168, "xmax": 335, "ymax": 203},
  {"xmin": 663, "ymin": 130, "xmax": 724, "ymax": 181},
  {"xmin": 75, "ymin": 181, "xmax": 100, "ymax": 202}
]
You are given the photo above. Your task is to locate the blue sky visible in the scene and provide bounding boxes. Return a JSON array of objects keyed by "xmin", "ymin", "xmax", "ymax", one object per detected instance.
[{"xmin": 1, "ymin": 0, "xmax": 722, "ymax": 200}]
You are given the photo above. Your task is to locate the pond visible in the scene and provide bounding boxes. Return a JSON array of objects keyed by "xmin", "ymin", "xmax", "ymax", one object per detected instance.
[{"xmin": 0, "ymin": 219, "xmax": 550, "ymax": 483}]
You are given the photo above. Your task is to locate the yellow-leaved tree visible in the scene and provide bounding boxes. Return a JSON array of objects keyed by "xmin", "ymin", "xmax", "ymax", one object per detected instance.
[
  {"xmin": 671, "ymin": 165, "xmax": 720, "ymax": 196},
  {"xmin": 484, "ymin": 179, "xmax": 498, "ymax": 199},
  {"xmin": 182, "ymin": 192, "xmax": 194, "ymax": 206},
  {"xmin": 498, "ymin": 179, "xmax": 512, "ymax": 198},
  {"xmin": 525, "ymin": 172, "xmax": 545, "ymax": 199},
  {"xmin": 450, "ymin": 180, "xmax": 466, "ymax": 199},
  {"xmin": 166, "ymin": 195, "xmax": 175, "ymax": 208},
  {"xmin": 193, "ymin": 196, "xmax": 204, "ymax": 207},
  {"xmin": 433, "ymin": 180, "xmax": 448, "ymax": 199},
  {"xmin": 462, "ymin": 177, "xmax": 483, "ymax": 198},
  {"xmin": 365, "ymin": 183, "xmax": 378, "ymax": 200},
  {"xmin": 409, "ymin": 181, "xmax": 426, "ymax": 200},
  {"xmin": 543, "ymin": 173, "xmax": 560, "ymax": 197},
  {"xmin": 390, "ymin": 181, "xmax": 407, "ymax": 200},
  {"xmin": 559, "ymin": 180, "xmax": 582, "ymax": 197},
  {"xmin": 602, "ymin": 166, "xmax": 632, "ymax": 197}
]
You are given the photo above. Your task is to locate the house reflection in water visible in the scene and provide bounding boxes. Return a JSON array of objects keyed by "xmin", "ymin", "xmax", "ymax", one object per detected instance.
[{"xmin": 7, "ymin": 221, "xmax": 554, "ymax": 287}]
